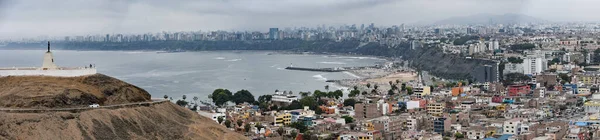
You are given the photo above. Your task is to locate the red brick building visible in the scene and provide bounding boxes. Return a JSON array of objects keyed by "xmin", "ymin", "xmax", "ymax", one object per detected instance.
[
  {"xmin": 492, "ymin": 96, "xmax": 504, "ymax": 103},
  {"xmin": 507, "ymin": 85, "xmax": 530, "ymax": 96}
]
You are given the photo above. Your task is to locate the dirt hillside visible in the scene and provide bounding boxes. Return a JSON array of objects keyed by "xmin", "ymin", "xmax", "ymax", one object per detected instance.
[
  {"xmin": 0, "ymin": 74, "xmax": 151, "ymax": 108},
  {"xmin": 0, "ymin": 102, "xmax": 246, "ymax": 140}
]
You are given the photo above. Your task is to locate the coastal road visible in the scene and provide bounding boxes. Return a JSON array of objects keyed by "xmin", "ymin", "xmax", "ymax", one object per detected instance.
[{"xmin": 0, "ymin": 99, "xmax": 169, "ymax": 113}]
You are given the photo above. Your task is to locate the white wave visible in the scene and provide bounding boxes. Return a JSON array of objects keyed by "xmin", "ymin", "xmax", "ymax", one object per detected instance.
[
  {"xmin": 277, "ymin": 67, "xmax": 284, "ymax": 70},
  {"xmin": 214, "ymin": 57, "xmax": 226, "ymax": 60},
  {"xmin": 338, "ymin": 56, "xmax": 381, "ymax": 60},
  {"xmin": 312, "ymin": 74, "xmax": 327, "ymax": 81},
  {"xmin": 226, "ymin": 59, "xmax": 242, "ymax": 62},
  {"xmin": 318, "ymin": 61, "xmax": 346, "ymax": 65},
  {"xmin": 270, "ymin": 65, "xmax": 277, "ymax": 68},
  {"xmin": 122, "ymin": 70, "xmax": 199, "ymax": 78},
  {"xmin": 329, "ymin": 84, "xmax": 350, "ymax": 94},
  {"xmin": 123, "ymin": 51, "xmax": 148, "ymax": 54},
  {"xmin": 343, "ymin": 71, "xmax": 361, "ymax": 79}
]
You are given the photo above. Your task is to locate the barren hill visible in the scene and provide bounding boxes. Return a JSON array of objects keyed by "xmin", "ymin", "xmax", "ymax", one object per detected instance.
[
  {"xmin": 0, "ymin": 74, "xmax": 246, "ymax": 140},
  {"xmin": 0, "ymin": 101, "xmax": 246, "ymax": 140},
  {"xmin": 0, "ymin": 74, "xmax": 151, "ymax": 108}
]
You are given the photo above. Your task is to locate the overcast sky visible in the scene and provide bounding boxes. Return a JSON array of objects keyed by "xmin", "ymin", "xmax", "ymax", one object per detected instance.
[{"xmin": 0, "ymin": 0, "xmax": 599, "ymax": 39}]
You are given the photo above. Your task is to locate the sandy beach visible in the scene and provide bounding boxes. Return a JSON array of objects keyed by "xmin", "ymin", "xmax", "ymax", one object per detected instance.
[{"xmin": 336, "ymin": 67, "xmax": 418, "ymax": 92}]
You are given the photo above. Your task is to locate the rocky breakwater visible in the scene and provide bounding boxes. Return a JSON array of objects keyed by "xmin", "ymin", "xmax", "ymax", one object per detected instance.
[{"xmin": 0, "ymin": 74, "xmax": 245, "ymax": 140}]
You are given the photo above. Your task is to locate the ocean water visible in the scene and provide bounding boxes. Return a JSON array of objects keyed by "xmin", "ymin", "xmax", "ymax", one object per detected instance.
[{"xmin": 0, "ymin": 50, "xmax": 385, "ymax": 101}]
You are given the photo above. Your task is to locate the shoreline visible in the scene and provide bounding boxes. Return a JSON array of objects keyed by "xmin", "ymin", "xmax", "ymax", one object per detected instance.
[{"xmin": 334, "ymin": 65, "xmax": 419, "ymax": 93}]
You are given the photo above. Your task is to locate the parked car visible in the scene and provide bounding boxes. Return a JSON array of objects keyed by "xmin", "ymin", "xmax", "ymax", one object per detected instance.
[{"xmin": 89, "ymin": 104, "xmax": 100, "ymax": 108}]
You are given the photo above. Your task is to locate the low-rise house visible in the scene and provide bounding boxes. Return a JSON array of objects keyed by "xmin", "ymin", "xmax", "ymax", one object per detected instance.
[{"xmin": 465, "ymin": 126, "xmax": 486, "ymax": 139}]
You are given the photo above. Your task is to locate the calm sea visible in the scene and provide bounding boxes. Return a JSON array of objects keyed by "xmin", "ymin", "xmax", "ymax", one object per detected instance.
[{"xmin": 0, "ymin": 50, "xmax": 385, "ymax": 101}]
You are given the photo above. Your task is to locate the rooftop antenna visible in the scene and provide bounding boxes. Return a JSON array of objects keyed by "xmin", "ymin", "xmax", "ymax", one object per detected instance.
[{"xmin": 47, "ymin": 41, "xmax": 50, "ymax": 52}]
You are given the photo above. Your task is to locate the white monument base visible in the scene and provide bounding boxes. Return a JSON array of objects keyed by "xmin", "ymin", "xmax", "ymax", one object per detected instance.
[{"xmin": 0, "ymin": 67, "xmax": 97, "ymax": 77}]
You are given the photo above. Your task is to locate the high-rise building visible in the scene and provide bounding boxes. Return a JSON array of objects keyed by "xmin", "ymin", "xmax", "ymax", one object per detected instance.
[
  {"xmin": 493, "ymin": 40, "xmax": 500, "ymax": 50},
  {"xmin": 522, "ymin": 50, "xmax": 547, "ymax": 75},
  {"xmin": 434, "ymin": 28, "xmax": 441, "ymax": 35},
  {"xmin": 269, "ymin": 28, "xmax": 279, "ymax": 40}
]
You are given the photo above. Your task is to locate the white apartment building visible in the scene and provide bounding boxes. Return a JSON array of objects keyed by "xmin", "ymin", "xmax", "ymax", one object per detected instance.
[
  {"xmin": 271, "ymin": 92, "xmax": 298, "ymax": 105},
  {"xmin": 503, "ymin": 119, "xmax": 523, "ymax": 135},
  {"xmin": 523, "ymin": 50, "xmax": 547, "ymax": 75}
]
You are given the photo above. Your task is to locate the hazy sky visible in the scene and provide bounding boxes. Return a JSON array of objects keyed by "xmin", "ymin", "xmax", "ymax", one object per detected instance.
[{"xmin": 1, "ymin": 0, "xmax": 599, "ymax": 39}]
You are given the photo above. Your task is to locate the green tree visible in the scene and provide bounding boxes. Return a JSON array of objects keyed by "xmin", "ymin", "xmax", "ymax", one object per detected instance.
[
  {"xmin": 313, "ymin": 90, "xmax": 325, "ymax": 99},
  {"xmin": 399, "ymin": 102, "xmax": 407, "ymax": 112},
  {"xmin": 300, "ymin": 92, "xmax": 311, "ymax": 97},
  {"xmin": 349, "ymin": 90, "xmax": 360, "ymax": 97},
  {"xmin": 259, "ymin": 102, "xmax": 269, "ymax": 110},
  {"xmin": 315, "ymin": 106, "xmax": 323, "ymax": 114},
  {"xmin": 232, "ymin": 89, "xmax": 256, "ymax": 105},
  {"xmin": 193, "ymin": 96, "xmax": 198, "ymax": 104},
  {"xmin": 401, "ymin": 83, "xmax": 406, "ymax": 91},
  {"xmin": 217, "ymin": 116, "xmax": 224, "ymax": 124},
  {"xmin": 276, "ymin": 127, "xmax": 285, "ymax": 136},
  {"xmin": 270, "ymin": 104, "xmax": 279, "ymax": 111},
  {"xmin": 388, "ymin": 89, "xmax": 395, "ymax": 95},
  {"xmin": 300, "ymin": 96, "xmax": 318, "ymax": 110},
  {"xmin": 341, "ymin": 116, "xmax": 354, "ymax": 123},
  {"xmin": 407, "ymin": 87, "xmax": 414, "ymax": 95},
  {"xmin": 290, "ymin": 131, "xmax": 298, "ymax": 139},
  {"xmin": 455, "ymin": 132, "xmax": 464, "ymax": 138},
  {"xmin": 507, "ymin": 57, "xmax": 524, "ymax": 63},
  {"xmin": 396, "ymin": 79, "xmax": 400, "ymax": 84},
  {"xmin": 176, "ymin": 100, "xmax": 189, "ymax": 107},
  {"xmin": 343, "ymin": 98, "xmax": 356, "ymax": 107},
  {"xmin": 163, "ymin": 95, "xmax": 168, "ymax": 99},
  {"xmin": 366, "ymin": 83, "xmax": 371, "ymax": 89},
  {"xmin": 559, "ymin": 73, "xmax": 571, "ymax": 84},
  {"xmin": 237, "ymin": 119, "xmax": 243, "ymax": 127},
  {"xmin": 510, "ymin": 43, "xmax": 536, "ymax": 51},
  {"xmin": 389, "ymin": 81, "xmax": 393, "ymax": 86},
  {"xmin": 244, "ymin": 123, "xmax": 251, "ymax": 132},
  {"xmin": 224, "ymin": 120, "xmax": 231, "ymax": 128},
  {"xmin": 289, "ymin": 122, "xmax": 308, "ymax": 133},
  {"xmin": 255, "ymin": 122, "xmax": 264, "ymax": 131},
  {"xmin": 209, "ymin": 89, "xmax": 232, "ymax": 107},
  {"xmin": 353, "ymin": 86, "xmax": 358, "ymax": 91},
  {"xmin": 324, "ymin": 85, "xmax": 330, "ymax": 91},
  {"xmin": 182, "ymin": 95, "xmax": 187, "ymax": 100},
  {"xmin": 361, "ymin": 91, "xmax": 368, "ymax": 96},
  {"xmin": 374, "ymin": 84, "xmax": 379, "ymax": 90},
  {"xmin": 190, "ymin": 105, "xmax": 198, "ymax": 111},
  {"xmin": 453, "ymin": 35, "xmax": 479, "ymax": 45},
  {"xmin": 503, "ymin": 73, "xmax": 532, "ymax": 85},
  {"xmin": 287, "ymin": 100, "xmax": 303, "ymax": 110},
  {"xmin": 333, "ymin": 90, "xmax": 343, "ymax": 99},
  {"xmin": 258, "ymin": 95, "xmax": 272, "ymax": 103}
]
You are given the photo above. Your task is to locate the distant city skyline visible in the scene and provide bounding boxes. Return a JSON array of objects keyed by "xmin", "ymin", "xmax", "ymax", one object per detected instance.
[{"xmin": 2, "ymin": 0, "xmax": 600, "ymax": 39}]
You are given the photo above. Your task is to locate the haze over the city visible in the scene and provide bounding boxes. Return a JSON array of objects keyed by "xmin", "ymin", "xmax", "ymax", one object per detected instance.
[{"xmin": 1, "ymin": 0, "xmax": 600, "ymax": 39}]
